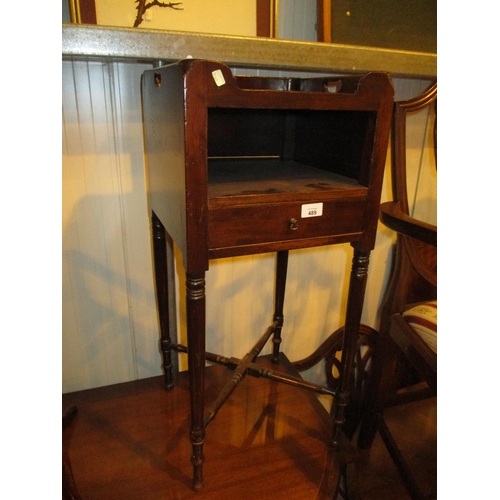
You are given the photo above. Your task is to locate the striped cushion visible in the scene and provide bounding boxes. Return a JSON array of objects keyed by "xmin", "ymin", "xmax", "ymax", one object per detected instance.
[{"xmin": 402, "ymin": 301, "xmax": 437, "ymax": 353}]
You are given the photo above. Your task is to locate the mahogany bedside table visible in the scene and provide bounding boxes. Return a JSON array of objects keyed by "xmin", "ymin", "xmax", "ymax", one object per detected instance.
[{"xmin": 141, "ymin": 59, "xmax": 393, "ymax": 491}]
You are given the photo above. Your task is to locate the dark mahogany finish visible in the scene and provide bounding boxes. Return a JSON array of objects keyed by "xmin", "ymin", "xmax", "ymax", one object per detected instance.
[
  {"xmin": 357, "ymin": 83, "xmax": 437, "ymax": 500},
  {"xmin": 141, "ymin": 60, "xmax": 393, "ymax": 490}
]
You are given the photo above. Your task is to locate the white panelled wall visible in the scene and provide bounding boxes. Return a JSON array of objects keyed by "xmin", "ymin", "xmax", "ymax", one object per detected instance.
[
  {"xmin": 63, "ymin": 61, "xmax": 160, "ymax": 391},
  {"xmin": 62, "ymin": 2, "xmax": 436, "ymax": 393}
]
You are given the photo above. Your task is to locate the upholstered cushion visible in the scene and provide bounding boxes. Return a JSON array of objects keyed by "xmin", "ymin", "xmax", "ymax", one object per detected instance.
[{"xmin": 402, "ymin": 301, "xmax": 437, "ymax": 353}]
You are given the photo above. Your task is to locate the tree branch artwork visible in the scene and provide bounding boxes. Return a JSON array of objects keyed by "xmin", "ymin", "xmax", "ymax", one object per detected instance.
[{"xmin": 134, "ymin": 1, "xmax": 183, "ymax": 28}]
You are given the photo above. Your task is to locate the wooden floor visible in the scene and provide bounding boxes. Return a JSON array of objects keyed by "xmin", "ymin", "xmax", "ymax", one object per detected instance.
[
  {"xmin": 62, "ymin": 355, "xmax": 436, "ymax": 500},
  {"xmin": 351, "ymin": 397, "xmax": 437, "ymax": 500}
]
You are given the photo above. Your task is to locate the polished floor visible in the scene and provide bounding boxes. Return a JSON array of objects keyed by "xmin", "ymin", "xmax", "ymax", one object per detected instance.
[
  {"xmin": 63, "ymin": 355, "xmax": 436, "ymax": 500},
  {"xmin": 350, "ymin": 397, "xmax": 437, "ymax": 500}
]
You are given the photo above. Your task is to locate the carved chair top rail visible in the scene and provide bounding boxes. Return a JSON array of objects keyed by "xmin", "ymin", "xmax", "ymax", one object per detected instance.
[
  {"xmin": 391, "ymin": 82, "xmax": 437, "ymax": 214},
  {"xmin": 399, "ymin": 82, "xmax": 437, "ymax": 111}
]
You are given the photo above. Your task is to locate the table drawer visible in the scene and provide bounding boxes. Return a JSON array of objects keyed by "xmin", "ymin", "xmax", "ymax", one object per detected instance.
[{"xmin": 208, "ymin": 198, "xmax": 366, "ymax": 250}]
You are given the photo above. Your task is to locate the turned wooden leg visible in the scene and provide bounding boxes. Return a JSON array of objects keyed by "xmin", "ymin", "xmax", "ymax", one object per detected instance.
[
  {"xmin": 272, "ymin": 251, "xmax": 289, "ymax": 363},
  {"xmin": 152, "ymin": 212, "xmax": 176, "ymax": 390},
  {"xmin": 332, "ymin": 248, "xmax": 370, "ymax": 448},
  {"xmin": 186, "ymin": 272, "xmax": 206, "ymax": 491}
]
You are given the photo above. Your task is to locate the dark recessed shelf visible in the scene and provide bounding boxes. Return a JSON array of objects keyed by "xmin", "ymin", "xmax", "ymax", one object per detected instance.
[{"xmin": 208, "ymin": 158, "xmax": 367, "ymax": 207}]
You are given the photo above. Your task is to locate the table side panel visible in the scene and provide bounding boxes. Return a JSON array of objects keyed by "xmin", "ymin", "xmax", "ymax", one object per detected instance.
[{"xmin": 142, "ymin": 66, "xmax": 188, "ymax": 261}]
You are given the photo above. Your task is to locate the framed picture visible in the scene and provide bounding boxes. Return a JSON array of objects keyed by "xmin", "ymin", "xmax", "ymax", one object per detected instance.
[
  {"xmin": 316, "ymin": 0, "xmax": 436, "ymax": 53},
  {"xmin": 64, "ymin": 0, "xmax": 276, "ymax": 39}
]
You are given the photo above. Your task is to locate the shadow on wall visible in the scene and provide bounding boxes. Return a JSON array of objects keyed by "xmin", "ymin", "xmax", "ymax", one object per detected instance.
[
  {"xmin": 62, "ymin": 193, "xmax": 162, "ymax": 393},
  {"xmin": 62, "ymin": 190, "xmax": 367, "ymax": 393}
]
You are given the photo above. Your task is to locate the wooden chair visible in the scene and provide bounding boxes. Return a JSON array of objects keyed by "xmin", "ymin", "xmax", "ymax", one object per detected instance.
[{"xmin": 356, "ymin": 83, "xmax": 437, "ymax": 500}]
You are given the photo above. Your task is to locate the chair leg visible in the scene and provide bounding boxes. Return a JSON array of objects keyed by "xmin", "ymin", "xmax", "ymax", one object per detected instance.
[
  {"xmin": 356, "ymin": 327, "xmax": 399, "ymax": 450},
  {"xmin": 272, "ymin": 250, "xmax": 289, "ymax": 363},
  {"xmin": 378, "ymin": 416, "xmax": 427, "ymax": 500}
]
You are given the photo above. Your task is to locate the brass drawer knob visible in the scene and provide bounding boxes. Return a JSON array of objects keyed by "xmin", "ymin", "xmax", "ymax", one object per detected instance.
[{"xmin": 289, "ymin": 218, "xmax": 299, "ymax": 231}]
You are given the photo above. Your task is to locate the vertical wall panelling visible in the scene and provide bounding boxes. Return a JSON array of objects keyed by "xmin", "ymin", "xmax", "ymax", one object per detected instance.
[
  {"xmin": 106, "ymin": 62, "xmax": 166, "ymax": 381},
  {"xmin": 62, "ymin": 60, "xmax": 162, "ymax": 393},
  {"xmin": 205, "ymin": 254, "xmax": 275, "ymax": 362},
  {"xmin": 63, "ymin": 60, "xmax": 133, "ymax": 392}
]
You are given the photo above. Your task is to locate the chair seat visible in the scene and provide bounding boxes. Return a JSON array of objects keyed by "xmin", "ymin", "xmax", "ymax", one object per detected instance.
[
  {"xmin": 390, "ymin": 304, "xmax": 437, "ymax": 390},
  {"xmin": 402, "ymin": 301, "xmax": 437, "ymax": 354}
]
